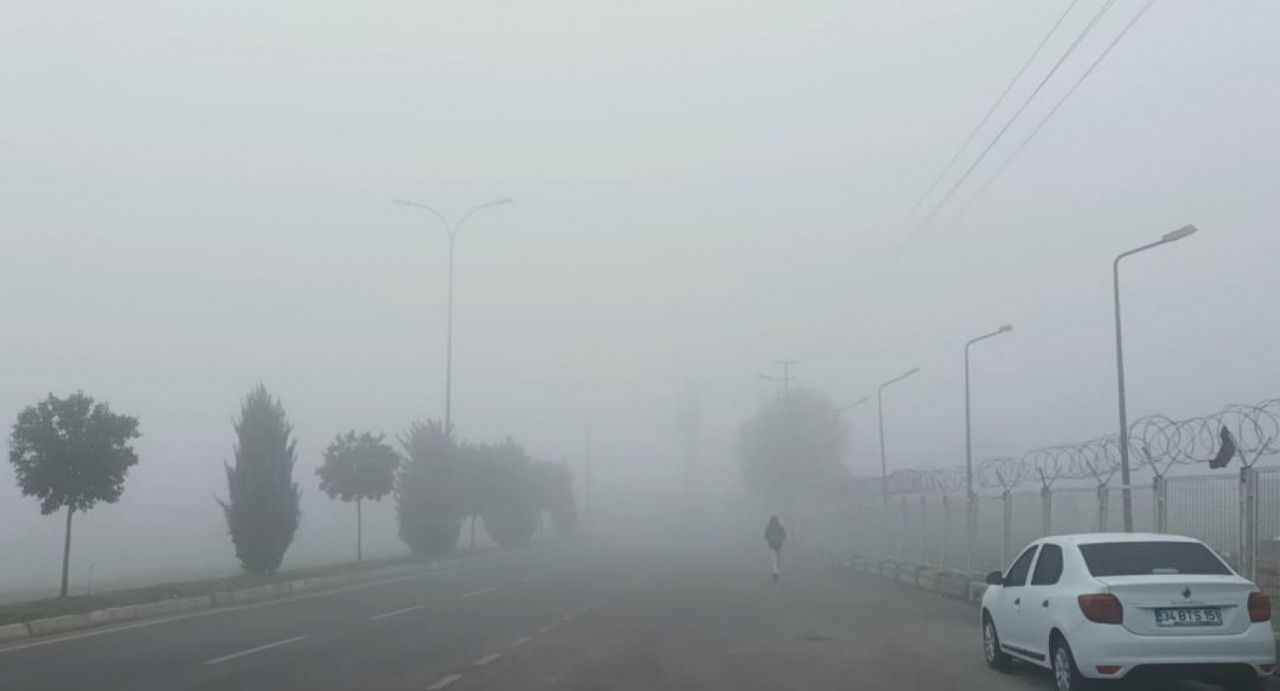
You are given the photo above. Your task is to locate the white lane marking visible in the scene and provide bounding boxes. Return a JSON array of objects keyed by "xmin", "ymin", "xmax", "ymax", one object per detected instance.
[
  {"xmin": 204, "ymin": 635, "xmax": 307, "ymax": 665},
  {"xmin": 473, "ymin": 652, "xmax": 502, "ymax": 666},
  {"xmin": 426, "ymin": 673, "xmax": 462, "ymax": 690},
  {"xmin": 0, "ymin": 569, "xmax": 444, "ymax": 655},
  {"xmin": 371, "ymin": 605, "xmax": 423, "ymax": 621},
  {"xmin": 461, "ymin": 587, "xmax": 497, "ymax": 599},
  {"xmin": 538, "ymin": 624, "xmax": 555, "ymax": 634},
  {"xmin": 511, "ymin": 636, "xmax": 531, "ymax": 648}
]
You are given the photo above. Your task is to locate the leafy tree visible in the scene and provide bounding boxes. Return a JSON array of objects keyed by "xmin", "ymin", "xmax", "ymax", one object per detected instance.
[
  {"xmin": 316, "ymin": 431, "xmax": 400, "ymax": 561},
  {"xmin": 9, "ymin": 392, "xmax": 141, "ymax": 597},
  {"xmin": 396, "ymin": 419, "xmax": 465, "ymax": 557},
  {"xmin": 738, "ymin": 387, "xmax": 849, "ymax": 505},
  {"xmin": 219, "ymin": 385, "xmax": 301, "ymax": 575},
  {"xmin": 477, "ymin": 439, "xmax": 539, "ymax": 549}
]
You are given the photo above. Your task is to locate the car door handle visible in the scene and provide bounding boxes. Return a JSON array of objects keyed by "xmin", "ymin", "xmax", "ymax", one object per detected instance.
[
  {"xmin": 1014, "ymin": 597, "xmax": 1020, "ymax": 606},
  {"xmin": 1042, "ymin": 600, "xmax": 1050, "ymax": 608}
]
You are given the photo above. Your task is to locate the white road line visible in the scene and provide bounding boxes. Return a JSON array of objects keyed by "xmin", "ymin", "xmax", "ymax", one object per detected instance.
[
  {"xmin": 426, "ymin": 673, "xmax": 462, "ymax": 690},
  {"xmin": 510, "ymin": 636, "xmax": 531, "ymax": 648},
  {"xmin": 461, "ymin": 587, "xmax": 497, "ymax": 599},
  {"xmin": 0, "ymin": 569, "xmax": 444, "ymax": 655},
  {"xmin": 371, "ymin": 605, "xmax": 423, "ymax": 621},
  {"xmin": 538, "ymin": 624, "xmax": 555, "ymax": 634},
  {"xmin": 473, "ymin": 652, "xmax": 502, "ymax": 667},
  {"xmin": 204, "ymin": 635, "xmax": 307, "ymax": 665}
]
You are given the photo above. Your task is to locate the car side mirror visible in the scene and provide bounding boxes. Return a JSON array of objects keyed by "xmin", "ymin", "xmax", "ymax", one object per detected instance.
[{"xmin": 986, "ymin": 570, "xmax": 1004, "ymax": 586}]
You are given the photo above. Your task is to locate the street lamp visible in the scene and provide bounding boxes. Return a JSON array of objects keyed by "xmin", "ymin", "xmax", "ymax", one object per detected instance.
[
  {"xmin": 1114, "ymin": 223, "xmax": 1198, "ymax": 531},
  {"xmin": 878, "ymin": 367, "xmax": 920, "ymax": 506},
  {"xmin": 964, "ymin": 324, "xmax": 1012, "ymax": 570},
  {"xmin": 394, "ymin": 197, "xmax": 513, "ymax": 437}
]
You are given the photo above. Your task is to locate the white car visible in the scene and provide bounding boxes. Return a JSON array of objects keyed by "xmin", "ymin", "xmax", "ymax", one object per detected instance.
[{"xmin": 980, "ymin": 533, "xmax": 1276, "ymax": 691}]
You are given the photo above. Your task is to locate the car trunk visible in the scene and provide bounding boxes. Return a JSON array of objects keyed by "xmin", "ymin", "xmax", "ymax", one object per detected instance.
[{"xmin": 1095, "ymin": 575, "xmax": 1256, "ymax": 636}]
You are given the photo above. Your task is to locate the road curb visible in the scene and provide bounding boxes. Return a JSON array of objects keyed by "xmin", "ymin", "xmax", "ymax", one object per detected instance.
[
  {"xmin": 846, "ymin": 555, "xmax": 985, "ymax": 608},
  {"xmin": 4, "ymin": 562, "xmax": 419, "ymax": 644}
]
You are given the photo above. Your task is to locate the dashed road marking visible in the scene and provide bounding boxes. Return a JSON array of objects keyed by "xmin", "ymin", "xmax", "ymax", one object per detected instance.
[
  {"xmin": 371, "ymin": 605, "xmax": 423, "ymax": 621},
  {"xmin": 461, "ymin": 587, "xmax": 497, "ymax": 599},
  {"xmin": 473, "ymin": 652, "xmax": 502, "ymax": 667},
  {"xmin": 511, "ymin": 636, "xmax": 531, "ymax": 648},
  {"xmin": 0, "ymin": 568, "xmax": 446, "ymax": 655},
  {"xmin": 426, "ymin": 673, "xmax": 462, "ymax": 690},
  {"xmin": 204, "ymin": 635, "xmax": 307, "ymax": 665}
]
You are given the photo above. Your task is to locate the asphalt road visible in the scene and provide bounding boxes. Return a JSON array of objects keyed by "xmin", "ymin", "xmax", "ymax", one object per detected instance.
[{"xmin": 0, "ymin": 531, "xmax": 1265, "ymax": 691}]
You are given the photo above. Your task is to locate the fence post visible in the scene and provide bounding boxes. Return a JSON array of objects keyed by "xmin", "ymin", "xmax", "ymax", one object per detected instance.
[
  {"xmin": 966, "ymin": 491, "xmax": 977, "ymax": 574},
  {"xmin": 941, "ymin": 494, "xmax": 950, "ymax": 570},
  {"xmin": 918, "ymin": 494, "xmax": 928, "ymax": 565},
  {"xmin": 1041, "ymin": 485, "xmax": 1053, "ymax": 537},
  {"xmin": 1097, "ymin": 485, "xmax": 1109, "ymax": 532},
  {"xmin": 899, "ymin": 495, "xmax": 908, "ymax": 560},
  {"xmin": 1002, "ymin": 489, "xmax": 1012, "ymax": 568},
  {"xmin": 1242, "ymin": 467, "xmax": 1259, "ymax": 581},
  {"xmin": 1154, "ymin": 475, "xmax": 1167, "ymax": 534}
]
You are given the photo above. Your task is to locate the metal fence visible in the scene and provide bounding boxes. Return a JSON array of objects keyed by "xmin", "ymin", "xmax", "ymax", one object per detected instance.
[{"xmin": 847, "ymin": 397, "xmax": 1280, "ymax": 580}]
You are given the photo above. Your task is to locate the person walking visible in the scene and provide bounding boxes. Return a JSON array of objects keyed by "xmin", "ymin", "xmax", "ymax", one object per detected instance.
[{"xmin": 765, "ymin": 514, "xmax": 786, "ymax": 582}]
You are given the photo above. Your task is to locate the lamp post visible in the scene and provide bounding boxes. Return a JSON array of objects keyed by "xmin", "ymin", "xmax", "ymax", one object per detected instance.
[
  {"xmin": 394, "ymin": 197, "xmax": 512, "ymax": 437},
  {"xmin": 1114, "ymin": 223, "xmax": 1198, "ymax": 531},
  {"xmin": 964, "ymin": 324, "xmax": 1012, "ymax": 570},
  {"xmin": 878, "ymin": 367, "xmax": 920, "ymax": 506}
]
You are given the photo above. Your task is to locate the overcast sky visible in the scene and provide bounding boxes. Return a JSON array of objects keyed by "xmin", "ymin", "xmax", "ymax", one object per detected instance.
[{"xmin": 2, "ymin": 0, "xmax": 1278, "ymax": 593}]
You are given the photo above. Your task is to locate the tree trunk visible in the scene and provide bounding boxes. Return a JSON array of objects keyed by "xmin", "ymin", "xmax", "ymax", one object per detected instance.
[
  {"xmin": 356, "ymin": 498, "xmax": 363, "ymax": 562},
  {"xmin": 60, "ymin": 506, "xmax": 74, "ymax": 598}
]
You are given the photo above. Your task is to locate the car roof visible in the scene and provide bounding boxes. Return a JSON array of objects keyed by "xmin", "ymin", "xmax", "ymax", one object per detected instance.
[{"xmin": 1035, "ymin": 533, "xmax": 1202, "ymax": 546}]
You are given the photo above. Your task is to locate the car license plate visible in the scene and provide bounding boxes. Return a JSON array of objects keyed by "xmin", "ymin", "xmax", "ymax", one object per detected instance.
[{"xmin": 1154, "ymin": 607, "xmax": 1222, "ymax": 627}]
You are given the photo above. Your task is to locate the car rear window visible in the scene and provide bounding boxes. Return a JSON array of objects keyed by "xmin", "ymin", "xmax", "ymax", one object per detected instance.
[{"xmin": 1078, "ymin": 541, "xmax": 1231, "ymax": 577}]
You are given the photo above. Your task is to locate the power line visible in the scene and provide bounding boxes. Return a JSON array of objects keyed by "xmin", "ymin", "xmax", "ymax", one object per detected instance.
[
  {"xmin": 912, "ymin": 0, "xmax": 1119, "ymax": 234},
  {"xmin": 905, "ymin": 0, "xmax": 1084, "ymax": 224},
  {"xmin": 959, "ymin": 0, "xmax": 1158, "ymax": 211}
]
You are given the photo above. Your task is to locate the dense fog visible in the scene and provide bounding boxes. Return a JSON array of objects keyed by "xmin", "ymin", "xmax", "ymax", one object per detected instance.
[{"xmin": 3, "ymin": 1, "xmax": 1279, "ymax": 600}]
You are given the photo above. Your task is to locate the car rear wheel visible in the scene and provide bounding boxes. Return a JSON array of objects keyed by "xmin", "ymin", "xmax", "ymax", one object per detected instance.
[
  {"xmin": 1050, "ymin": 636, "xmax": 1091, "ymax": 691},
  {"xmin": 982, "ymin": 615, "xmax": 1012, "ymax": 672}
]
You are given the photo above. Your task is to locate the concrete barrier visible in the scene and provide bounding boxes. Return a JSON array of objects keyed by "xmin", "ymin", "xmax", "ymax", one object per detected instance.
[
  {"xmin": 933, "ymin": 571, "xmax": 970, "ymax": 600},
  {"xmin": 27, "ymin": 614, "xmax": 92, "ymax": 637},
  {"xmin": 0, "ymin": 623, "xmax": 31, "ymax": 643}
]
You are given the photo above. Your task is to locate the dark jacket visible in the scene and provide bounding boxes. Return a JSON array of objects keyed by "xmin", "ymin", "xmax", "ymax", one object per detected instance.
[{"xmin": 765, "ymin": 516, "xmax": 786, "ymax": 551}]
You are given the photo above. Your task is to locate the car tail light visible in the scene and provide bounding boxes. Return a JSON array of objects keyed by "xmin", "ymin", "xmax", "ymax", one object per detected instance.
[
  {"xmin": 1095, "ymin": 666, "xmax": 1121, "ymax": 675},
  {"xmin": 1078, "ymin": 594, "xmax": 1123, "ymax": 624},
  {"xmin": 1249, "ymin": 591, "xmax": 1271, "ymax": 622}
]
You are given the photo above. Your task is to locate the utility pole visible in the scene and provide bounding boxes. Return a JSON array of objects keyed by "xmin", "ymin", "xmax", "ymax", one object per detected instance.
[
  {"xmin": 776, "ymin": 359, "xmax": 798, "ymax": 390},
  {"xmin": 584, "ymin": 420, "xmax": 592, "ymax": 523},
  {"xmin": 677, "ymin": 381, "xmax": 701, "ymax": 499}
]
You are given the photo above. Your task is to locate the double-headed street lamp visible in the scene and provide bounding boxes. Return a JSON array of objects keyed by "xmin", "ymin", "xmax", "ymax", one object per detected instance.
[
  {"xmin": 964, "ymin": 324, "xmax": 1012, "ymax": 570},
  {"xmin": 878, "ymin": 367, "xmax": 920, "ymax": 506},
  {"xmin": 394, "ymin": 197, "xmax": 513, "ymax": 437},
  {"xmin": 1114, "ymin": 223, "xmax": 1199, "ymax": 531}
]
